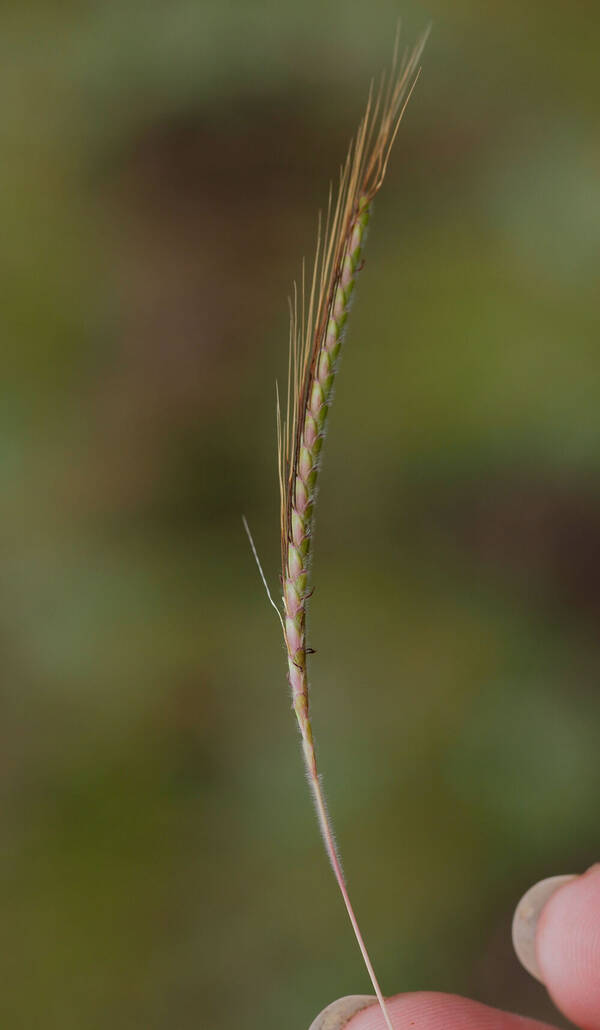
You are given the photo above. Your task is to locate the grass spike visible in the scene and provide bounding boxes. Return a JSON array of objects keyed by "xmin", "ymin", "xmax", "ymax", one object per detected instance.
[{"xmin": 271, "ymin": 30, "xmax": 427, "ymax": 1029}]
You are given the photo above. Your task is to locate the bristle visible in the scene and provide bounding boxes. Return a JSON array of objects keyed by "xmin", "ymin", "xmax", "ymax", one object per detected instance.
[{"xmin": 278, "ymin": 39, "xmax": 425, "ymax": 550}]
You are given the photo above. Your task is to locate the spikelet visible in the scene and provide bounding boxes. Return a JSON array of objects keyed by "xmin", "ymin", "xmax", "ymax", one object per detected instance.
[{"xmin": 277, "ymin": 31, "xmax": 427, "ymax": 1030}]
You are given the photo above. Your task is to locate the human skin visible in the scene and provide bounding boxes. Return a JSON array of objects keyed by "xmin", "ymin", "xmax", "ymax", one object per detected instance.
[{"xmin": 345, "ymin": 866, "xmax": 600, "ymax": 1030}]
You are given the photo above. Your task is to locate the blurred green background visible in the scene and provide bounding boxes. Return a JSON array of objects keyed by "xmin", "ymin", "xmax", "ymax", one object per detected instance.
[{"xmin": 2, "ymin": 2, "xmax": 599, "ymax": 1027}]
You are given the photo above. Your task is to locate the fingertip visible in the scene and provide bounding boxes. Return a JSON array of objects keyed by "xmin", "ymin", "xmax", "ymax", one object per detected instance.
[
  {"xmin": 347, "ymin": 992, "xmax": 555, "ymax": 1030},
  {"xmin": 536, "ymin": 863, "xmax": 600, "ymax": 1029},
  {"xmin": 512, "ymin": 874, "xmax": 577, "ymax": 981}
]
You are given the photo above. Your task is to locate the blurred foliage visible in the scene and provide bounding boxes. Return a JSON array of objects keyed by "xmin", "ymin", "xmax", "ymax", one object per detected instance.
[{"xmin": 1, "ymin": 2, "xmax": 599, "ymax": 1028}]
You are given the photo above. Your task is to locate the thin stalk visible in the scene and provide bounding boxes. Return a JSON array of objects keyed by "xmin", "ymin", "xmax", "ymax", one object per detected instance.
[{"xmin": 311, "ymin": 774, "xmax": 393, "ymax": 1030}]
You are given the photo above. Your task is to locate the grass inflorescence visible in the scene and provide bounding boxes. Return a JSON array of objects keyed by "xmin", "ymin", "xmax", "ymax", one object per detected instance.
[{"xmin": 251, "ymin": 28, "xmax": 427, "ymax": 1030}]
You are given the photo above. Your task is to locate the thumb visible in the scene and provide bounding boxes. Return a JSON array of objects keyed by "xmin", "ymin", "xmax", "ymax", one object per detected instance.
[
  {"xmin": 513, "ymin": 864, "xmax": 600, "ymax": 1029},
  {"xmin": 312, "ymin": 993, "xmax": 556, "ymax": 1030}
]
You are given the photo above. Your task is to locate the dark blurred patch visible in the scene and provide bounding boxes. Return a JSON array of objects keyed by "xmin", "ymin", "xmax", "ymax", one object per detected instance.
[
  {"xmin": 85, "ymin": 101, "xmax": 350, "ymax": 522},
  {"xmin": 443, "ymin": 475, "xmax": 600, "ymax": 616},
  {"xmin": 105, "ymin": 100, "xmax": 347, "ymax": 422}
]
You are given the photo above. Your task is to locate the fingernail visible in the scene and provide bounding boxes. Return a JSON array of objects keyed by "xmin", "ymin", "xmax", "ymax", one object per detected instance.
[
  {"xmin": 309, "ymin": 995, "xmax": 376, "ymax": 1030},
  {"xmin": 512, "ymin": 874, "xmax": 576, "ymax": 981}
]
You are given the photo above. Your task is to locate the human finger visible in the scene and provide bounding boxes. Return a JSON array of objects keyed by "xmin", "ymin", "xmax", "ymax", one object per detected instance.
[
  {"xmin": 310, "ymin": 992, "xmax": 558, "ymax": 1030},
  {"xmin": 514, "ymin": 865, "xmax": 600, "ymax": 1029}
]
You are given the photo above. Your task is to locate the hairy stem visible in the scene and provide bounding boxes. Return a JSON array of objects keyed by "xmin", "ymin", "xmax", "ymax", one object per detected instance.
[{"xmin": 310, "ymin": 773, "xmax": 395, "ymax": 1030}]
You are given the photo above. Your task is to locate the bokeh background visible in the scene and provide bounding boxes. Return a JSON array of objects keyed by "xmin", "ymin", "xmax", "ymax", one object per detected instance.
[{"xmin": 2, "ymin": 2, "xmax": 599, "ymax": 1028}]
